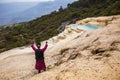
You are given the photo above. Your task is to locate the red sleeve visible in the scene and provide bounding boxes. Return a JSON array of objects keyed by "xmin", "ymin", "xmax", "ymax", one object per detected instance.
[
  {"xmin": 41, "ymin": 44, "xmax": 48, "ymax": 53},
  {"xmin": 31, "ymin": 44, "xmax": 36, "ymax": 52}
]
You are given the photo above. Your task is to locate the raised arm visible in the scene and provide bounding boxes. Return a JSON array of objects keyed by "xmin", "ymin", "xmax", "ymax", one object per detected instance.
[
  {"xmin": 31, "ymin": 41, "xmax": 36, "ymax": 51},
  {"xmin": 41, "ymin": 42, "xmax": 48, "ymax": 52}
]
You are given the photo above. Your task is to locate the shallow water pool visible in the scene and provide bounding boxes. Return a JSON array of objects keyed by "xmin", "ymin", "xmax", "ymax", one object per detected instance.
[{"xmin": 70, "ymin": 24, "xmax": 101, "ymax": 30}]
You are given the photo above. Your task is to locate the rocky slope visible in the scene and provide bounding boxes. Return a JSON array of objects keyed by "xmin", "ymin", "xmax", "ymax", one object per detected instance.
[{"xmin": 0, "ymin": 15, "xmax": 120, "ymax": 80}]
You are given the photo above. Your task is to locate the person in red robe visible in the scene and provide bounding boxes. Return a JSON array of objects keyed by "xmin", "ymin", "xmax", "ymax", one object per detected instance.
[{"xmin": 31, "ymin": 41, "xmax": 48, "ymax": 73}]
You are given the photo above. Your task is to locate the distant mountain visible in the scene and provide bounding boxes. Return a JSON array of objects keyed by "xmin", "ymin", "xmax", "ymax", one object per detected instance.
[
  {"xmin": 0, "ymin": 2, "xmax": 38, "ymax": 17},
  {"xmin": 0, "ymin": 2, "xmax": 38, "ymax": 25},
  {"xmin": 0, "ymin": 0, "xmax": 77, "ymax": 25}
]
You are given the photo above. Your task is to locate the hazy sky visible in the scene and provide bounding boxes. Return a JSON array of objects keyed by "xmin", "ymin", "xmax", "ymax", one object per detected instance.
[{"xmin": 0, "ymin": 0, "xmax": 55, "ymax": 3}]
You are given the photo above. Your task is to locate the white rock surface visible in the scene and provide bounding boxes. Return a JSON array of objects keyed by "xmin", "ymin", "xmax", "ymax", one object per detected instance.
[{"xmin": 0, "ymin": 15, "xmax": 120, "ymax": 80}]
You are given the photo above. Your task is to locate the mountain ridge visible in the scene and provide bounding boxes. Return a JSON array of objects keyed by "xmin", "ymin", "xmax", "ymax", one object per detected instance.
[
  {"xmin": 0, "ymin": 0, "xmax": 120, "ymax": 53},
  {"xmin": 0, "ymin": 0, "xmax": 76, "ymax": 25}
]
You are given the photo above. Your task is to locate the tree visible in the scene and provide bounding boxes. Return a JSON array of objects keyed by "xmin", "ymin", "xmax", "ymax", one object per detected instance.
[{"xmin": 59, "ymin": 6, "xmax": 63, "ymax": 11}]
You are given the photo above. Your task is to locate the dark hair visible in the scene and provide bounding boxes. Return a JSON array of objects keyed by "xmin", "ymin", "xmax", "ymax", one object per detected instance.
[{"xmin": 36, "ymin": 42, "xmax": 41, "ymax": 46}]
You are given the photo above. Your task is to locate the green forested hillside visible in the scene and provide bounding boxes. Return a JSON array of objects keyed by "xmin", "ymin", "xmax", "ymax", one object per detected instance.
[{"xmin": 0, "ymin": 0, "xmax": 120, "ymax": 53}]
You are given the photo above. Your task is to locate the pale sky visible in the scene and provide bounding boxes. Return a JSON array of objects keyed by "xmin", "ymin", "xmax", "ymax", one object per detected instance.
[{"xmin": 0, "ymin": 0, "xmax": 55, "ymax": 3}]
